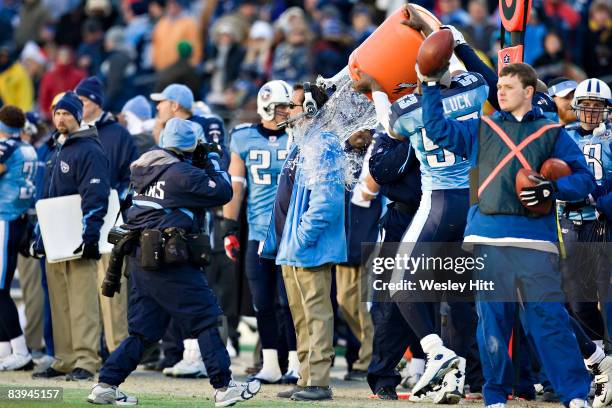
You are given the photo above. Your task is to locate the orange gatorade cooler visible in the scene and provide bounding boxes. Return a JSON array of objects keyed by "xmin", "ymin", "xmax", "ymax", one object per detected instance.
[{"xmin": 349, "ymin": 5, "xmax": 441, "ymax": 102}]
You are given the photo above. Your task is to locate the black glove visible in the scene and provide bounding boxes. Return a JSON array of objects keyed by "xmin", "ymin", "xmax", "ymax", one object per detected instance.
[
  {"xmin": 193, "ymin": 141, "xmax": 222, "ymax": 169},
  {"xmin": 18, "ymin": 226, "xmax": 33, "ymax": 258},
  {"xmin": 219, "ymin": 218, "xmax": 239, "ymax": 237},
  {"xmin": 74, "ymin": 242, "xmax": 101, "ymax": 260},
  {"xmin": 519, "ymin": 175, "xmax": 556, "ymax": 207}
]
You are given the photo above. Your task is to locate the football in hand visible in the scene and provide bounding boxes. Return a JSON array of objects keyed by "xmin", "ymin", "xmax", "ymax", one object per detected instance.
[
  {"xmin": 416, "ymin": 29, "xmax": 454, "ymax": 76},
  {"xmin": 515, "ymin": 159, "xmax": 572, "ymax": 215},
  {"xmin": 540, "ymin": 158, "xmax": 572, "ymax": 181}
]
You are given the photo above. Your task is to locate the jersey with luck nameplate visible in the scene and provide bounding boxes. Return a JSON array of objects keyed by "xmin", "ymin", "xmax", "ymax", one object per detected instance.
[
  {"xmin": 230, "ymin": 123, "xmax": 289, "ymax": 241},
  {"xmin": 390, "ymin": 72, "xmax": 489, "ymax": 191}
]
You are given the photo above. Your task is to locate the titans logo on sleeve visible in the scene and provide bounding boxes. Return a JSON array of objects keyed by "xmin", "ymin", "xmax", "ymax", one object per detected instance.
[
  {"xmin": 229, "ymin": 124, "xmax": 289, "ymax": 241},
  {"xmin": 390, "ymin": 72, "xmax": 489, "ymax": 191}
]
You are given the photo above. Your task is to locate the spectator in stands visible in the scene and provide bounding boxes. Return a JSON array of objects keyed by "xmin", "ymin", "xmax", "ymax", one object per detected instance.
[
  {"xmin": 582, "ymin": 0, "xmax": 611, "ymax": 80},
  {"xmin": 438, "ymin": 0, "xmax": 471, "ymax": 27},
  {"xmin": 14, "ymin": 0, "xmax": 49, "ymax": 48},
  {"xmin": 242, "ymin": 21, "xmax": 274, "ymax": 85},
  {"xmin": 540, "ymin": 0, "xmax": 580, "ymax": 54},
  {"xmin": 460, "ymin": 0, "xmax": 496, "ymax": 53},
  {"xmin": 155, "ymin": 41, "xmax": 201, "ymax": 100},
  {"xmin": 55, "ymin": 3, "xmax": 87, "ymax": 49},
  {"xmin": 204, "ymin": 21, "xmax": 245, "ymax": 106},
  {"xmin": 19, "ymin": 42, "xmax": 47, "ymax": 98},
  {"xmin": 99, "ymin": 26, "xmax": 136, "ymax": 112},
  {"xmin": 214, "ymin": 0, "xmax": 260, "ymax": 45},
  {"xmin": 534, "ymin": 31, "xmax": 566, "ymax": 84},
  {"xmin": 524, "ymin": 9, "xmax": 547, "ymax": 65},
  {"xmin": 76, "ymin": 19, "xmax": 105, "ymax": 76},
  {"xmin": 271, "ymin": 21, "xmax": 312, "ymax": 84},
  {"xmin": 350, "ymin": 5, "xmax": 376, "ymax": 49},
  {"xmin": 313, "ymin": 18, "xmax": 350, "ymax": 79},
  {"xmin": 121, "ymin": 0, "xmax": 153, "ymax": 73},
  {"xmin": 151, "ymin": 0, "xmax": 201, "ymax": 71},
  {"xmin": 0, "ymin": 45, "xmax": 34, "ymax": 111},
  {"xmin": 274, "ymin": 7, "xmax": 308, "ymax": 40},
  {"xmin": 38, "ymin": 46, "xmax": 87, "ymax": 119},
  {"xmin": 84, "ymin": 0, "xmax": 119, "ymax": 32}
]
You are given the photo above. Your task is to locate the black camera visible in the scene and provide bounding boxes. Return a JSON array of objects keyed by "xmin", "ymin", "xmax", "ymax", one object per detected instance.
[
  {"xmin": 103, "ymin": 228, "xmax": 138, "ymax": 298},
  {"xmin": 108, "ymin": 226, "xmax": 129, "ymax": 245},
  {"xmin": 192, "ymin": 141, "xmax": 223, "ymax": 169}
]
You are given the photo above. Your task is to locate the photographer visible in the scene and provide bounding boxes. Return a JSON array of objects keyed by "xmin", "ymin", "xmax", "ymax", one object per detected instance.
[{"xmin": 89, "ymin": 118, "xmax": 260, "ymax": 406}]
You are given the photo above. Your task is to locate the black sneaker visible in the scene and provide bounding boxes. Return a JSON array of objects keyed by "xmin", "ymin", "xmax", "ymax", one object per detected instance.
[
  {"xmin": 66, "ymin": 367, "xmax": 94, "ymax": 381},
  {"xmin": 541, "ymin": 390, "xmax": 560, "ymax": 402},
  {"xmin": 277, "ymin": 385, "xmax": 305, "ymax": 398},
  {"xmin": 32, "ymin": 366, "xmax": 65, "ymax": 379},
  {"xmin": 291, "ymin": 386, "xmax": 333, "ymax": 401},
  {"xmin": 344, "ymin": 369, "xmax": 367, "ymax": 381},
  {"xmin": 375, "ymin": 386, "xmax": 398, "ymax": 400}
]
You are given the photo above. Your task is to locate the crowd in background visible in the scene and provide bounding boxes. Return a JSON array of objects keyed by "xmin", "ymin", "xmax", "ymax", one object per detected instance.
[{"xmin": 0, "ymin": 0, "xmax": 609, "ymax": 130}]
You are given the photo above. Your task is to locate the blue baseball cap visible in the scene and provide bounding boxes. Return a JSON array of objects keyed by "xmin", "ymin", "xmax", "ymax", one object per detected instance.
[
  {"xmin": 150, "ymin": 84, "xmax": 194, "ymax": 111},
  {"xmin": 159, "ymin": 117, "xmax": 202, "ymax": 152},
  {"xmin": 548, "ymin": 78, "xmax": 578, "ymax": 98}
]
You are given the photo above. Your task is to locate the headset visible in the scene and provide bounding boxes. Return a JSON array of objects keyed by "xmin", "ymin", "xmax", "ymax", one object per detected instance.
[
  {"xmin": 276, "ymin": 83, "xmax": 320, "ymax": 129},
  {"xmin": 303, "ymin": 82, "xmax": 318, "ymax": 118}
]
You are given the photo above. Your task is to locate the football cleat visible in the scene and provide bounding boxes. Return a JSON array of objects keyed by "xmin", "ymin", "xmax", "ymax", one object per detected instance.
[
  {"xmin": 163, "ymin": 358, "xmax": 207, "ymax": 378},
  {"xmin": 87, "ymin": 383, "xmax": 138, "ymax": 405},
  {"xmin": 0, "ymin": 353, "xmax": 33, "ymax": 371},
  {"xmin": 569, "ymin": 399, "xmax": 592, "ymax": 408},
  {"xmin": 214, "ymin": 380, "xmax": 261, "ymax": 407},
  {"xmin": 591, "ymin": 355, "xmax": 612, "ymax": 408},
  {"xmin": 432, "ymin": 358, "xmax": 465, "ymax": 405},
  {"xmin": 411, "ymin": 344, "xmax": 461, "ymax": 397}
]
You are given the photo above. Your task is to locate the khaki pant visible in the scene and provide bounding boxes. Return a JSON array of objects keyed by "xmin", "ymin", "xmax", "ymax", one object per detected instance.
[
  {"xmin": 281, "ymin": 264, "xmax": 334, "ymax": 387},
  {"xmin": 46, "ymin": 258, "xmax": 100, "ymax": 374},
  {"xmin": 17, "ymin": 255, "xmax": 44, "ymax": 350},
  {"xmin": 97, "ymin": 253, "xmax": 128, "ymax": 352},
  {"xmin": 335, "ymin": 265, "xmax": 373, "ymax": 371}
]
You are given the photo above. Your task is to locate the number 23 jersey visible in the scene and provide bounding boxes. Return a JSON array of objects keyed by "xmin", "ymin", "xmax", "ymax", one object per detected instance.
[
  {"xmin": 230, "ymin": 124, "xmax": 289, "ymax": 241},
  {"xmin": 389, "ymin": 72, "xmax": 488, "ymax": 191}
]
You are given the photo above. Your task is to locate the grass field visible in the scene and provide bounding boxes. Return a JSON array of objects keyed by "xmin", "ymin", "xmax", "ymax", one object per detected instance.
[{"xmin": 0, "ymin": 334, "xmax": 562, "ymax": 408}]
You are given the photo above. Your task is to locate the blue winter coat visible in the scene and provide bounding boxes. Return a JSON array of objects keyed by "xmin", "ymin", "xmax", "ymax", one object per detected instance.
[
  {"xmin": 95, "ymin": 112, "xmax": 138, "ymax": 199},
  {"xmin": 39, "ymin": 127, "xmax": 110, "ymax": 246},
  {"xmin": 262, "ymin": 132, "xmax": 347, "ymax": 268},
  {"xmin": 125, "ymin": 149, "xmax": 232, "ymax": 232}
]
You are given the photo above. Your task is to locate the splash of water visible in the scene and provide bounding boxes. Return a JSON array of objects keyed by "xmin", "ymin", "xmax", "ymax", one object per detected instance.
[{"xmin": 291, "ymin": 67, "xmax": 378, "ymax": 188}]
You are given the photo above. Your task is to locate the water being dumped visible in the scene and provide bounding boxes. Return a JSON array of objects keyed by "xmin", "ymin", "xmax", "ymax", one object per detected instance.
[{"xmin": 290, "ymin": 67, "xmax": 379, "ymax": 188}]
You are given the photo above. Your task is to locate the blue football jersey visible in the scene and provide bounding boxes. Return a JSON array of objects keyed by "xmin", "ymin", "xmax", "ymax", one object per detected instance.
[
  {"xmin": 562, "ymin": 122, "xmax": 612, "ymax": 221},
  {"xmin": 390, "ymin": 72, "xmax": 488, "ymax": 190},
  {"xmin": 230, "ymin": 124, "xmax": 289, "ymax": 241},
  {"xmin": 0, "ymin": 137, "xmax": 37, "ymax": 221}
]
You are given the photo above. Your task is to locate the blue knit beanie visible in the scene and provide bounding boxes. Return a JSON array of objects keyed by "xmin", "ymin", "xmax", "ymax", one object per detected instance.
[
  {"xmin": 54, "ymin": 92, "xmax": 84, "ymax": 123},
  {"xmin": 75, "ymin": 76, "xmax": 105, "ymax": 107},
  {"xmin": 122, "ymin": 95, "xmax": 153, "ymax": 120},
  {"xmin": 160, "ymin": 118, "xmax": 201, "ymax": 152}
]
